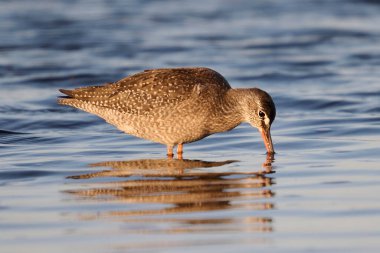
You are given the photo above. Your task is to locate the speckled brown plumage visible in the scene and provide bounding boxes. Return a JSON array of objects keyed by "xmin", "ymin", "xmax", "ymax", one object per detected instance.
[{"xmin": 58, "ymin": 67, "xmax": 276, "ymax": 157}]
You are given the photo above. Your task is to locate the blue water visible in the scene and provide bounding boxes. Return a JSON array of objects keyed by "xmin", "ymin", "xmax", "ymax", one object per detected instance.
[{"xmin": 1, "ymin": 0, "xmax": 380, "ymax": 252}]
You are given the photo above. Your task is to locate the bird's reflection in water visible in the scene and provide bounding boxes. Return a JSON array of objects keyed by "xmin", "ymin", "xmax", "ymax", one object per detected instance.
[{"xmin": 66, "ymin": 154, "xmax": 275, "ymax": 234}]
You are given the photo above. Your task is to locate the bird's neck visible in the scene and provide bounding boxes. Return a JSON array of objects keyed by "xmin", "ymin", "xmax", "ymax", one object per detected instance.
[
  {"xmin": 226, "ymin": 88, "xmax": 256, "ymax": 122},
  {"xmin": 205, "ymin": 89, "xmax": 245, "ymax": 133}
]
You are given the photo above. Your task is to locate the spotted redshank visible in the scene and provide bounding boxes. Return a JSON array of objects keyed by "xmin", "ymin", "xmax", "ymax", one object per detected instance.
[{"xmin": 58, "ymin": 67, "xmax": 276, "ymax": 157}]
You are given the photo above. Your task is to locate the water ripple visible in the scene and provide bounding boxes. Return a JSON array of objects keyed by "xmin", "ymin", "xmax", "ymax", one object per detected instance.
[{"xmin": 0, "ymin": 170, "xmax": 55, "ymax": 180}]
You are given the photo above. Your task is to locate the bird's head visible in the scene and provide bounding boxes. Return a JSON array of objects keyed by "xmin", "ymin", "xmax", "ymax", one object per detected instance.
[{"xmin": 242, "ymin": 88, "xmax": 276, "ymax": 154}]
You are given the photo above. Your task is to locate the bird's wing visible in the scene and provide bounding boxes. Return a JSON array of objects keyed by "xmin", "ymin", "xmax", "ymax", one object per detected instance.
[{"xmin": 59, "ymin": 67, "xmax": 231, "ymax": 115}]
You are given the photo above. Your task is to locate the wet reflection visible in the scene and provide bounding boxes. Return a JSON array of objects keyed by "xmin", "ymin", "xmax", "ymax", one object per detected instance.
[
  {"xmin": 66, "ymin": 155, "xmax": 275, "ymax": 234},
  {"xmin": 68, "ymin": 159, "xmax": 238, "ymax": 179}
]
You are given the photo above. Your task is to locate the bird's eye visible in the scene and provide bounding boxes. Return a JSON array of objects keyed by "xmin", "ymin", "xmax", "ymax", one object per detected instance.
[{"xmin": 258, "ymin": 110, "xmax": 265, "ymax": 119}]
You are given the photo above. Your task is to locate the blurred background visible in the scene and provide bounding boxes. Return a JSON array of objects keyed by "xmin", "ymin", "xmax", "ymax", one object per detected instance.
[{"xmin": 1, "ymin": 0, "xmax": 379, "ymax": 252}]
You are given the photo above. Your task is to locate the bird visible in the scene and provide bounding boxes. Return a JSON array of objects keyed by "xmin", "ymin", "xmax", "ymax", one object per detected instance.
[{"xmin": 58, "ymin": 67, "xmax": 276, "ymax": 158}]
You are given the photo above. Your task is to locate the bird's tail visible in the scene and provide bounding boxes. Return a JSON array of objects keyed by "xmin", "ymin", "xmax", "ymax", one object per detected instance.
[
  {"xmin": 58, "ymin": 89, "xmax": 75, "ymax": 98},
  {"xmin": 57, "ymin": 89, "xmax": 76, "ymax": 106},
  {"xmin": 57, "ymin": 89, "xmax": 73, "ymax": 106}
]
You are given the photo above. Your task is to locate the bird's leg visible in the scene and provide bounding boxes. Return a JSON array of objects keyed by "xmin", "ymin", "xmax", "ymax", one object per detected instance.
[
  {"xmin": 167, "ymin": 145, "xmax": 174, "ymax": 159},
  {"xmin": 177, "ymin": 143, "xmax": 183, "ymax": 160}
]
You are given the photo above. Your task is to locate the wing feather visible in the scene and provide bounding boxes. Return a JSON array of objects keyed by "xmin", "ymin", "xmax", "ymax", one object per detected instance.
[{"xmin": 59, "ymin": 67, "xmax": 231, "ymax": 115}]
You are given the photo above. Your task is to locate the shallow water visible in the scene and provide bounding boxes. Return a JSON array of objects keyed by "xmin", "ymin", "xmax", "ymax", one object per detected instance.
[{"xmin": 1, "ymin": 0, "xmax": 380, "ymax": 252}]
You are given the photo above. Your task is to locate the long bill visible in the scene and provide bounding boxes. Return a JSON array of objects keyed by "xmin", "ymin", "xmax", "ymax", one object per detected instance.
[{"xmin": 259, "ymin": 127, "xmax": 275, "ymax": 154}]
